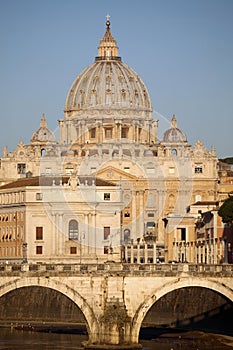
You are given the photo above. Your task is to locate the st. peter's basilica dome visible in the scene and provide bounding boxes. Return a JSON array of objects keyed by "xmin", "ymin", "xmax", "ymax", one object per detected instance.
[{"xmin": 64, "ymin": 20, "xmax": 152, "ymax": 117}]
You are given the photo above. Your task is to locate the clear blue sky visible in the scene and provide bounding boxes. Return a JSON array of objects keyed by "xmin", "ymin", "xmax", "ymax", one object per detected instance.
[{"xmin": 0, "ymin": 0, "xmax": 232, "ymax": 158}]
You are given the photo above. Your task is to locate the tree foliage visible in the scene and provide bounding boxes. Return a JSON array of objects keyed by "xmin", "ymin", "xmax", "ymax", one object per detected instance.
[
  {"xmin": 218, "ymin": 196, "xmax": 233, "ymax": 224},
  {"xmin": 219, "ymin": 157, "xmax": 233, "ymax": 165}
]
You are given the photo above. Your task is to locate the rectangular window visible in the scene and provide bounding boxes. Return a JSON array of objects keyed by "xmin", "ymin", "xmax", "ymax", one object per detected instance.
[
  {"xmin": 70, "ymin": 247, "xmax": 77, "ymax": 254},
  {"xmin": 146, "ymin": 168, "xmax": 155, "ymax": 174},
  {"xmin": 36, "ymin": 246, "xmax": 43, "ymax": 254},
  {"xmin": 105, "ymin": 128, "xmax": 112, "ymax": 139},
  {"xmin": 90, "ymin": 128, "xmax": 96, "ymax": 139},
  {"xmin": 104, "ymin": 226, "xmax": 110, "ymax": 240},
  {"xmin": 91, "ymin": 167, "xmax": 96, "ymax": 173},
  {"xmin": 179, "ymin": 228, "xmax": 186, "ymax": 241},
  {"xmin": 45, "ymin": 168, "xmax": 51, "ymax": 175},
  {"xmin": 65, "ymin": 168, "xmax": 74, "ymax": 175},
  {"xmin": 195, "ymin": 167, "xmax": 203, "ymax": 174},
  {"xmin": 36, "ymin": 193, "xmax": 43, "ymax": 201},
  {"xmin": 36, "ymin": 227, "xmax": 43, "ymax": 240},
  {"xmin": 148, "ymin": 193, "xmax": 155, "ymax": 207},
  {"xmin": 169, "ymin": 167, "xmax": 175, "ymax": 174},
  {"xmin": 124, "ymin": 167, "xmax": 130, "ymax": 173},
  {"xmin": 104, "ymin": 193, "xmax": 110, "ymax": 201},
  {"xmin": 121, "ymin": 127, "xmax": 128, "ymax": 138},
  {"xmin": 17, "ymin": 163, "xmax": 26, "ymax": 174},
  {"xmin": 148, "ymin": 213, "xmax": 155, "ymax": 217}
]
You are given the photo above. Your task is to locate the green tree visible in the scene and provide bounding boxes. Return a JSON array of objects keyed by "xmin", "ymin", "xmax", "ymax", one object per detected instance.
[{"xmin": 218, "ymin": 196, "xmax": 233, "ymax": 225}]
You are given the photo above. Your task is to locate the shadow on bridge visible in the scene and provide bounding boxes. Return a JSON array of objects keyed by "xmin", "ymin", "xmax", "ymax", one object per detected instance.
[{"xmin": 140, "ymin": 288, "xmax": 233, "ymax": 340}]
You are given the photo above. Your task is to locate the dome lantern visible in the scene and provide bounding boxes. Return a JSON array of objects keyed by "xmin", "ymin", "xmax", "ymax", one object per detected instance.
[{"xmin": 96, "ymin": 17, "xmax": 121, "ymax": 61}]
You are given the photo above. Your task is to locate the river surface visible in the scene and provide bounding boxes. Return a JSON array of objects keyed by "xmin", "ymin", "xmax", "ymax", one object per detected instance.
[{"xmin": 0, "ymin": 327, "xmax": 232, "ymax": 350}]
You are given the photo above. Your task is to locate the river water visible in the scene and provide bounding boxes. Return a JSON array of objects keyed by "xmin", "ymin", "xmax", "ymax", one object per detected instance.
[{"xmin": 0, "ymin": 327, "xmax": 232, "ymax": 350}]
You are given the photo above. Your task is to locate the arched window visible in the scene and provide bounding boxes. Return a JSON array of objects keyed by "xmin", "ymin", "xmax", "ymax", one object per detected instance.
[
  {"xmin": 124, "ymin": 229, "xmax": 130, "ymax": 243},
  {"xmin": 171, "ymin": 148, "xmax": 177, "ymax": 156},
  {"xmin": 41, "ymin": 149, "xmax": 46, "ymax": 157},
  {"xmin": 195, "ymin": 194, "xmax": 202, "ymax": 202},
  {"xmin": 168, "ymin": 194, "xmax": 175, "ymax": 209},
  {"xmin": 69, "ymin": 220, "xmax": 78, "ymax": 240}
]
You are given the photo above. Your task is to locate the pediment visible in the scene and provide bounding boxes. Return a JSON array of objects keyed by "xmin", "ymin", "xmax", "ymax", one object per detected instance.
[{"xmin": 96, "ymin": 165, "xmax": 138, "ymax": 182}]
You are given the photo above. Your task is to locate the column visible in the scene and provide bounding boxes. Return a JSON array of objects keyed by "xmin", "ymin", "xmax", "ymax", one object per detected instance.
[
  {"xmin": 124, "ymin": 244, "xmax": 128, "ymax": 262},
  {"xmin": 137, "ymin": 243, "xmax": 140, "ymax": 263},
  {"xmin": 139, "ymin": 191, "xmax": 144, "ymax": 235},
  {"xmin": 144, "ymin": 243, "xmax": 148, "ymax": 263},
  {"xmin": 210, "ymin": 239, "xmax": 214, "ymax": 264},
  {"xmin": 214, "ymin": 238, "xmax": 218, "ymax": 264},
  {"xmin": 119, "ymin": 123, "xmax": 122, "ymax": 140},
  {"xmin": 55, "ymin": 213, "xmax": 59, "ymax": 255},
  {"xmin": 132, "ymin": 122, "xmax": 135, "ymax": 142},
  {"xmin": 91, "ymin": 213, "xmax": 96, "ymax": 256},
  {"xmin": 206, "ymin": 241, "xmax": 209, "ymax": 264},
  {"xmin": 222, "ymin": 238, "xmax": 228, "ymax": 263},
  {"xmin": 83, "ymin": 213, "xmax": 89, "ymax": 256},
  {"xmin": 135, "ymin": 124, "xmax": 138, "ymax": 143},
  {"xmin": 51, "ymin": 213, "xmax": 56, "ymax": 256},
  {"xmin": 198, "ymin": 244, "xmax": 201, "ymax": 264},
  {"xmin": 172, "ymin": 242, "xmax": 176, "ymax": 262},
  {"xmin": 186, "ymin": 242, "xmax": 189, "ymax": 262},
  {"xmin": 130, "ymin": 242, "xmax": 134, "ymax": 263},
  {"xmin": 87, "ymin": 213, "xmax": 92, "ymax": 253},
  {"xmin": 131, "ymin": 190, "xmax": 137, "ymax": 240},
  {"xmin": 58, "ymin": 214, "xmax": 63, "ymax": 256},
  {"xmin": 97, "ymin": 123, "xmax": 101, "ymax": 144},
  {"xmin": 194, "ymin": 242, "xmax": 197, "ymax": 264},
  {"xmin": 189, "ymin": 242, "xmax": 193, "ymax": 263},
  {"xmin": 153, "ymin": 242, "xmax": 157, "ymax": 263}
]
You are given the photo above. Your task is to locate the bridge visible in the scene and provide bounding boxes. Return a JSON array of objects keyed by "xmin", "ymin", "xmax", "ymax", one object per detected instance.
[{"xmin": 0, "ymin": 262, "xmax": 233, "ymax": 349}]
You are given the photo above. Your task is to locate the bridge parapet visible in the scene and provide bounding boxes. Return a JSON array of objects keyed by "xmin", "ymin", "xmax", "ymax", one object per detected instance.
[
  {"xmin": 0, "ymin": 262, "xmax": 233, "ymax": 349},
  {"xmin": 0, "ymin": 262, "xmax": 232, "ymax": 277}
]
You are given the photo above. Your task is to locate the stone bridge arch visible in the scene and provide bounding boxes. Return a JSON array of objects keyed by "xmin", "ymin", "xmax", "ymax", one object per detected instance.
[
  {"xmin": 131, "ymin": 277, "xmax": 233, "ymax": 343},
  {"xmin": 0, "ymin": 277, "xmax": 98, "ymax": 343}
]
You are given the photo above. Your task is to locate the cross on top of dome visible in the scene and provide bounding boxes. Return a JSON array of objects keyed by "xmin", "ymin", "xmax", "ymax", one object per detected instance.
[{"xmin": 106, "ymin": 14, "xmax": 111, "ymax": 26}]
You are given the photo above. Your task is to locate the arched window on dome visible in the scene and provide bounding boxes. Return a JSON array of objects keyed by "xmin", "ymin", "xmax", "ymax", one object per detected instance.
[
  {"xmin": 69, "ymin": 220, "xmax": 79, "ymax": 240},
  {"xmin": 171, "ymin": 149, "xmax": 177, "ymax": 156},
  {"xmin": 41, "ymin": 149, "xmax": 46, "ymax": 157}
]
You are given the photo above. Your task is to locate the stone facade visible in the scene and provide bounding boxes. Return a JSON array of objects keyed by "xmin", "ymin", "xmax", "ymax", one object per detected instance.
[
  {"xmin": 0, "ymin": 20, "xmax": 221, "ymax": 263},
  {"xmin": 0, "ymin": 176, "xmax": 123, "ymax": 263}
]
